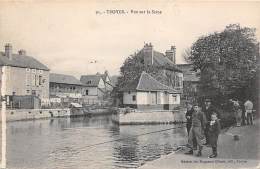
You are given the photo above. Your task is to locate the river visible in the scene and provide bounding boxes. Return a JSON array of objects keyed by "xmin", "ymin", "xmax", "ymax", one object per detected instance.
[{"xmin": 7, "ymin": 115, "xmax": 187, "ymax": 169}]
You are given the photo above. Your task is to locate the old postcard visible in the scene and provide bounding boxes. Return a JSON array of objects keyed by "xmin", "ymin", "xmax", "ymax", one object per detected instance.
[{"xmin": 0, "ymin": 0, "xmax": 259, "ymax": 169}]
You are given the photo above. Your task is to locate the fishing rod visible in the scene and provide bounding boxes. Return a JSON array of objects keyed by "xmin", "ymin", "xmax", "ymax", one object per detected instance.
[{"xmin": 80, "ymin": 124, "xmax": 186, "ymax": 149}]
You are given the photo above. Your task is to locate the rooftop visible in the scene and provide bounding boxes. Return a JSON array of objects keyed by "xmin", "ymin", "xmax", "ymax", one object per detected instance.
[
  {"xmin": 0, "ymin": 51, "xmax": 49, "ymax": 71},
  {"xmin": 120, "ymin": 71, "xmax": 179, "ymax": 93},
  {"xmin": 50, "ymin": 73, "xmax": 84, "ymax": 86},
  {"xmin": 80, "ymin": 75, "xmax": 103, "ymax": 87}
]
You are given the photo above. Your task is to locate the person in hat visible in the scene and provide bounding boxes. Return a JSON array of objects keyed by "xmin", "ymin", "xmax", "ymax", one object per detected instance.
[
  {"xmin": 208, "ymin": 112, "xmax": 221, "ymax": 158},
  {"xmin": 185, "ymin": 103, "xmax": 207, "ymax": 156},
  {"xmin": 185, "ymin": 102, "xmax": 194, "ymax": 135},
  {"xmin": 202, "ymin": 98, "xmax": 219, "ymax": 145}
]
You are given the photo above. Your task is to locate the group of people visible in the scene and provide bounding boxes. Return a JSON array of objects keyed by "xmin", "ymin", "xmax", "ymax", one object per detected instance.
[
  {"xmin": 184, "ymin": 98, "xmax": 254, "ymax": 158},
  {"xmin": 185, "ymin": 99, "xmax": 220, "ymax": 158},
  {"xmin": 230, "ymin": 99, "xmax": 254, "ymax": 126}
]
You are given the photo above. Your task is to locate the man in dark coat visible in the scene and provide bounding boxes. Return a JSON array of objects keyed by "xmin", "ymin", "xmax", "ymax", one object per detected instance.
[
  {"xmin": 185, "ymin": 103, "xmax": 207, "ymax": 156},
  {"xmin": 208, "ymin": 112, "xmax": 221, "ymax": 158},
  {"xmin": 185, "ymin": 102, "xmax": 193, "ymax": 135},
  {"xmin": 202, "ymin": 99, "xmax": 220, "ymax": 145}
]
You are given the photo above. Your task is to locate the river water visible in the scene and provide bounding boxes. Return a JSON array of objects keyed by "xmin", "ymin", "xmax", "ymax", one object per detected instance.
[{"xmin": 7, "ymin": 115, "xmax": 187, "ymax": 169}]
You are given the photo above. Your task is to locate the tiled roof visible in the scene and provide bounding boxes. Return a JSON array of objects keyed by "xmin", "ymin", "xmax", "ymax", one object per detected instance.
[
  {"xmin": 177, "ymin": 64, "xmax": 200, "ymax": 82},
  {"xmin": 50, "ymin": 73, "xmax": 84, "ymax": 86},
  {"xmin": 80, "ymin": 75, "xmax": 103, "ymax": 87},
  {"xmin": 137, "ymin": 50, "xmax": 182, "ymax": 72},
  {"xmin": 0, "ymin": 52, "xmax": 49, "ymax": 70},
  {"xmin": 121, "ymin": 71, "xmax": 179, "ymax": 93}
]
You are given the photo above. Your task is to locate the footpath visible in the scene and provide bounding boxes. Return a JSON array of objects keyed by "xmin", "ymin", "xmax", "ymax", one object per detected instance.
[{"xmin": 139, "ymin": 119, "xmax": 260, "ymax": 169}]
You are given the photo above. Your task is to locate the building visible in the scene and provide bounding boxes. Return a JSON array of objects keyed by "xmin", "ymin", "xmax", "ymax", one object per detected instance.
[
  {"xmin": 0, "ymin": 43, "xmax": 49, "ymax": 108},
  {"xmin": 49, "ymin": 73, "xmax": 86, "ymax": 106},
  {"xmin": 80, "ymin": 73, "xmax": 107, "ymax": 104},
  {"xmin": 98, "ymin": 70, "xmax": 114, "ymax": 92},
  {"xmin": 177, "ymin": 63, "xmax": 200, "ymax": 103},
  {"xmin": 119, "ymin": 43, "xmax": 183, "ymax": 109},
  {"xmin": 120, "ymin": 71, "xmax": 180, "ymax": 110}
]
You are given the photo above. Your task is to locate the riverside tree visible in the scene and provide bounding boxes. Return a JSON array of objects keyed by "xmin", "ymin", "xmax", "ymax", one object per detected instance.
[
  {"xmin": 117, "ymin": 52, "xmax": 162, "ymax": 88},
  {"xmin": 186, "ymin": 24, "xmax": 259, "ymax": 104}
]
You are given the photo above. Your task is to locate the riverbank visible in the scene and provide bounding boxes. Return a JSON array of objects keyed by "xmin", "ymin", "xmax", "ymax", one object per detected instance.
[{"xmin": 139, "ymin": 118, "xmax": 260, "ymax": 169}]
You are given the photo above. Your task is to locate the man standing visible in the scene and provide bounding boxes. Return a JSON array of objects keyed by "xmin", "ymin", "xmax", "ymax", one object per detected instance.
[
  {"xmin": 185, "ymin": 102, "xmax": 193, "ymax": 135},
  {"xmin": 244, "ymin": 99, "xmax": 254, "ymax": 125},
  {"xmin": 202, "ymin": 99, "xmax": 219, "ymax": 145},
  {"xmin": 185, "ymin": 103, "xmax": 207, "ymax": 156}
]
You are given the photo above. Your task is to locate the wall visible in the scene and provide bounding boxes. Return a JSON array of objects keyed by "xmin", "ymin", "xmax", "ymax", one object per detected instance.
[
  {"xmin": 1, "ymin": 108, "xmax": 70, "ymax": 122},
  {"xmin": 169, "ymin": 93, "xmax": 180, "ymax": 105},
  {"xmin": 136, "ymin": 92, "xmax": 148, "ymax": 104},
  {"xmin": 85, "ymin": 87, "xmax": 98, "ymax": 96},
  {"xmin": 112, "ymin": 109, "xmax": 186, "ymax": 125},
  {"xmin": 123, "ymin": 91, "xmax": 137, "ymax": 104},
  {"xmin": 0, "ymin": 66, "xmax": 49, "ymax": 99}
]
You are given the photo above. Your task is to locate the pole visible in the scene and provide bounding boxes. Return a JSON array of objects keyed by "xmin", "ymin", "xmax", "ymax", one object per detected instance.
[{"xmin": 1, "ymin": 66, "xmax": 6, "ymax": 169}]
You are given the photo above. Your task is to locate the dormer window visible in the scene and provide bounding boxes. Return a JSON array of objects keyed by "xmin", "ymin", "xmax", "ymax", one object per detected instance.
[{"xmin": 87, "ymin": 81, "xmax": 91, "ymax": 84}]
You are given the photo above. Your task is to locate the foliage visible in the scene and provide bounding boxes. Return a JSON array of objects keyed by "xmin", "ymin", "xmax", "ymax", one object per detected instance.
[
  {"xmin": 186, "ymin": 24, "xmax": 259, "ymax": 103},
  {"xmin": 118, "ymin": 52, "xmax": 164, "ymax": 88}
]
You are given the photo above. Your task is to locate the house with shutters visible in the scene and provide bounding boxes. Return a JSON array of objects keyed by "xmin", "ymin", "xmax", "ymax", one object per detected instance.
[
  {"xmin": 0, "ymin": 43, "xmax": 49, "ymax": 108},
  {"xmin": 49, "ymin": 73, "xmax": 86, "ymax": 106},
  {"xmin": 119, "ymin": 43, "xmax": 183, "ymax": 110},
  {"xmin": 120, "ymin": 71, "xmax": 180, "ymax": 110}
]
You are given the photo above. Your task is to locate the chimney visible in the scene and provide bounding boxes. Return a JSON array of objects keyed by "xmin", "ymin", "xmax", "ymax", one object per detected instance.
[
  {"xmin": 165, "ymin": 45, "xmax": 176, "ymax": 64},
  {"xmin": 5, "ymin": 43, "xmax": 12, "ymax": 60},
  {"xmin": 143, "ymin": 43, "xmax": 153, "ymax": 65},
  {"xmin": 18, "ymin": 49, "xmax": 26, "ymax": 55}
]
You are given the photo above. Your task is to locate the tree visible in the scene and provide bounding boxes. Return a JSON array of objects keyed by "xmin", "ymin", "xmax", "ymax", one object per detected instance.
[
  {"xmin": 117, "ymin": 52, "xmax": 163, "ymax": 88},
  {"xmin": 187, "ymin": 24, "xmax": 259, "ymax": 104}
]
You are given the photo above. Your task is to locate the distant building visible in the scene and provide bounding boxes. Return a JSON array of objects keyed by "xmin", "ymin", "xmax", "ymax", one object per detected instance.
[
  {"xmin": 177, "ymin": 63, "xmax": 200, "ymax": 103},
  {"xmin": 49, "ymin": 73, "xmax": 85, "ymax": 106},
  {"xmin": 120, "ymin": 71, "xmax": 180, "ymax": 110},
  {"xmin": 0, "ymin": 43, "xmax": 49, "ymax": 108},
  {"xmin": 119, "ymin": 43, "xmax": 183, "ymax": 109}
]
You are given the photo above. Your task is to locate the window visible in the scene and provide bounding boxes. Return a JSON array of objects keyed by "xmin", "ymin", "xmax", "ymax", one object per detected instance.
[
  {"xmin": 38, "ymin": 70, "xmax": 43, "ymax": 74},
  {"xmin": 35, "ymin": 75, "xmax": 37, "ymax": 86},
  {"xmin": 32, "ymin": 90, "xmax": 36, "ymax": 96},
  {"xmin": 87, "ymin": 81, "xmax": 91, "ymax": 84},
  {"xmin": 39, "ymin": 75, "xmax": 42, "ymax": 85},
  {"xmin": 150, "ymin": 92, "xmax": 157, "ymax": 105},
  {"xmin": 86, "ymin": 90, "xmax": 89, "ymax": 95},
  {"xmin": 128, "ymin": 91, "xmax": 131, "ymax": 94},
  {"xmin": 132, "ymin": 95, "xmax": 136, "ymax": 101},
  {"xmin": 26, "ymin": 90, "xmax": 30, "ymax": 94},
  {"xmin": 32, "ymin": 69, "xmax": 36, "ymax": 73},
  {"xmin": 172, "ymin": 95, "xmax": 177, "ymax": 102},
  {"xmin": 26, "ymin": 68, "xmax": 30, "ymax": 72},
  {"xmin": 26, "ymin": 74, "xmax": 30, "ymax": 86}
]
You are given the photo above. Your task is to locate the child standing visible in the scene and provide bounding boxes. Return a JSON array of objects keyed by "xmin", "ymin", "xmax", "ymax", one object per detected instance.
[{"xmin": 208, "ymin": 113, "xmax": 221, "ymax": 158}]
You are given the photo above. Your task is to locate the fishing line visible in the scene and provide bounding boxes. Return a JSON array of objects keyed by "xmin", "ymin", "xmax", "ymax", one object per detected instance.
[{"xmin": 80, "ymin": 124, "xmax": 186, "ymax": 149}]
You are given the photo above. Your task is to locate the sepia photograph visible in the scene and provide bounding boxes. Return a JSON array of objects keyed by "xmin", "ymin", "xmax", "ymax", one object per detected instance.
[{"xmin": 0, "ymin": 0, "xmax": 259, "ymax": 169}]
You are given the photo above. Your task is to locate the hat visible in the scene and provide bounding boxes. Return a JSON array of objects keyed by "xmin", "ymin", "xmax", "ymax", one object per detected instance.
[{"xmin": 205, "ymin": 98, "xmax": 211, "ymax": 102}]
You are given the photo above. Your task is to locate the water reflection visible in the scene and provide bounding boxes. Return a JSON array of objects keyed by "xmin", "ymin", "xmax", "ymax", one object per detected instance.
[{"xmin": 7, "ymin": 115, "xmax": 187, "ymax": 169}]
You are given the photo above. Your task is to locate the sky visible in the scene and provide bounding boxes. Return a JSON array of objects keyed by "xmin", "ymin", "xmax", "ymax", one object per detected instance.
[{"xmin": 0, "ymin": 0, "xmax": 260, "ymax": 78}]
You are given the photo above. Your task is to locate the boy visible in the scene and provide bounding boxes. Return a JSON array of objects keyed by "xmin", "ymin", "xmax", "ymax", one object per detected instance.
[
  {"xmin": 185, "ymin": 103, "xmax": 207, "ymax": 156},
  {"xmin": 208, "ymin": 112, "xmax": 221, "ymax": 158}
]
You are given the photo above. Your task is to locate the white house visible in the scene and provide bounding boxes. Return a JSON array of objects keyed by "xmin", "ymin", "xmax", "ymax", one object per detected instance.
[{"xmin": 120, "ymin": 71, "xmax": 180, "ymax": 110}]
